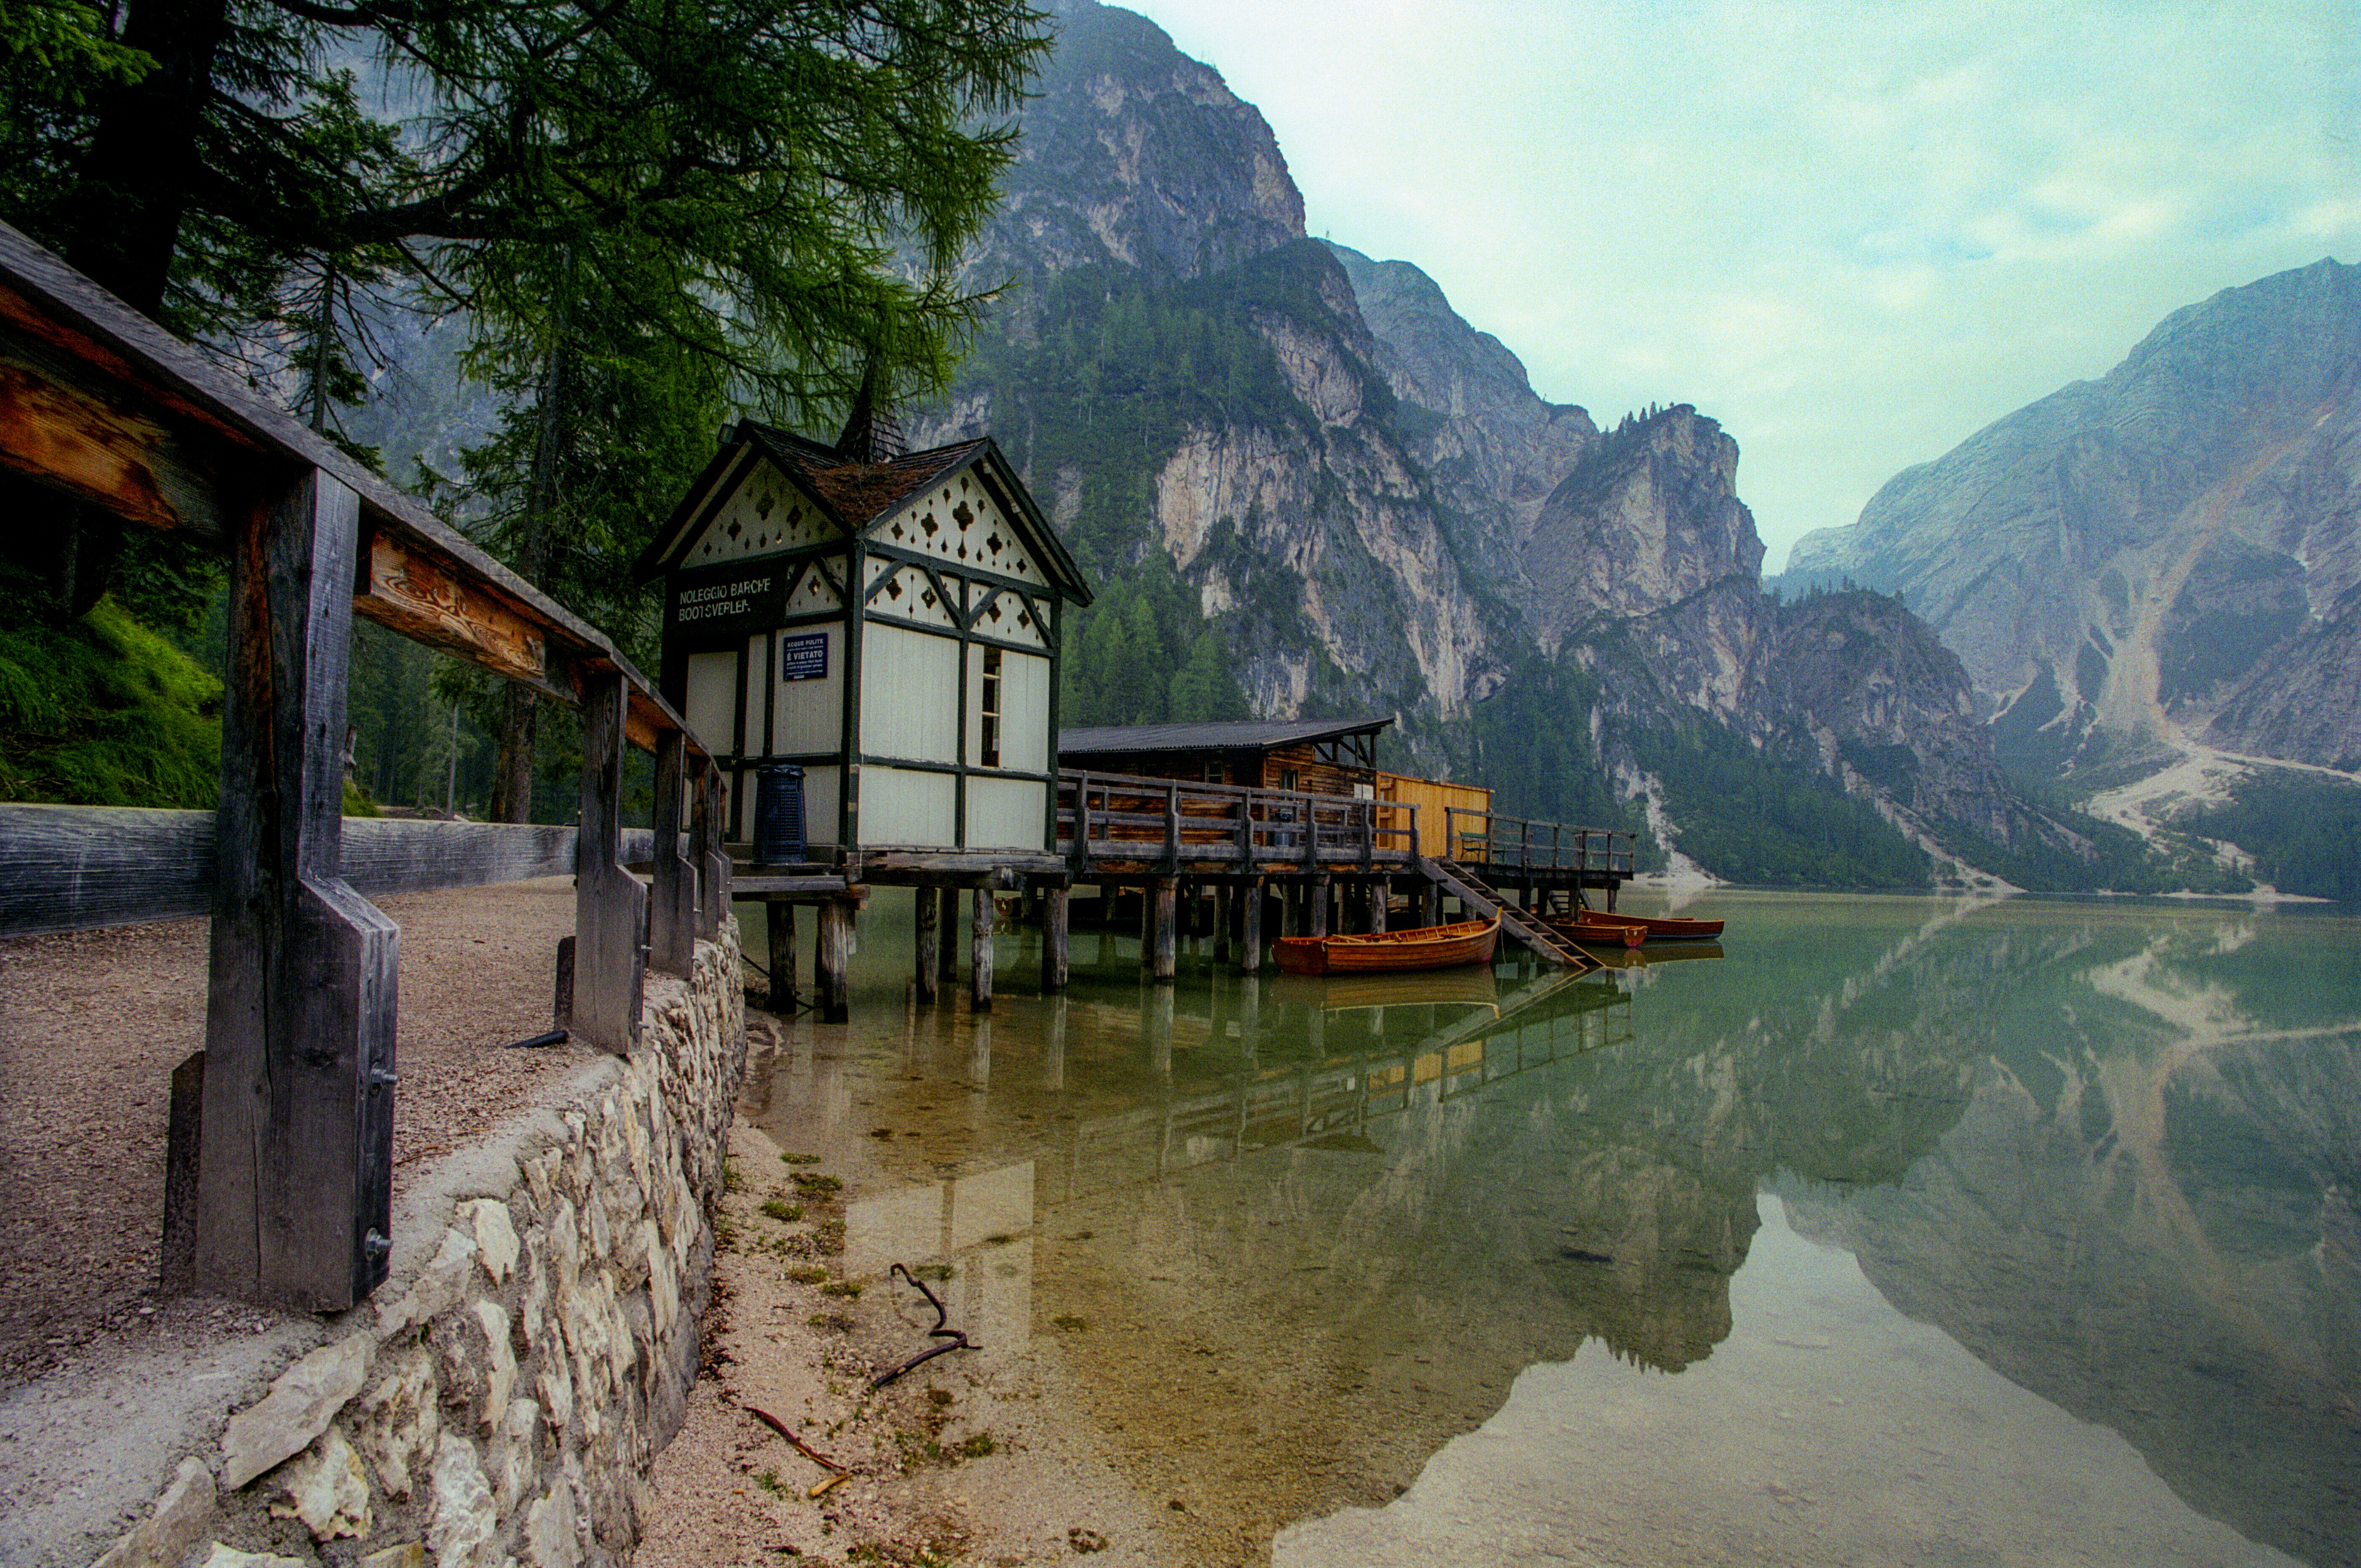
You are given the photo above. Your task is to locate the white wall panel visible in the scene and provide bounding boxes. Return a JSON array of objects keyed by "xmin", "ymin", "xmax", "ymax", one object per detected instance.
[
  {"xmin": 742, "ymin": 633, "xmax": 768, "ymax": 756},
  {"xmin": 1003, "ymin": 650, "xmax": 1051, "ymax": 773},
  {"xmin": 860, "ymin": 765, "xmax": 956, "ymax": 847},
  {"xmin": 965, "ymin": 776, "xmax": 1045, "ymax": 851},
  {"xmin": 798, "ymin": 764, "xmax": 841, "ymax": 847},
  {"xmin": 860, "ymin": 623, "xmax": 960, "ymax": 764},
  {"xmin": 771, "ymin": 621, "xmax": 844, "ymax": 755},
  {"xmin": 683, "ymin": 650, "xmax": 738, "ymax": 756}
]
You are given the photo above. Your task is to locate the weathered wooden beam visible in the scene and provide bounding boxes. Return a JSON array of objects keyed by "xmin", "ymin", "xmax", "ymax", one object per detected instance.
[
  {"xmin": 353, "ymin": 529, "xmax": 570, "ymax": 704},
  {"xmin": 1042, "ymin": 885, "xmax": 1069, "ymax": 994},
  {"xmin": 914, "ymin": 885, "xmax": 940, "ymax": 1003},
  {"xmin": 970, "ymin": 885, "xmax": 996, "ymax": 1012},
  {"xmin": 649, "ymin": 730, "xmax": 697, "ymax": 978},
  {"xmin": 1311, "ymin": 872, "xmax": 1331, "ymax": 939},
  {"xmin": 0, "ymin": 352, "xmax": 228, "ymax": 536},
  {"xmin": 196, "ymin": 467, "xmax": 398, "ymax": 1312},
  {"xmin": 689, "ymin": 757, "xmax": 720, "ymax": 942},
  {"xmin": 1371, "ymin": 877, "xmax": 1389, "ymax": 933},
  {"xmin": 574, "ymin": 671, "xmax": 647, "ymax": 1052}
]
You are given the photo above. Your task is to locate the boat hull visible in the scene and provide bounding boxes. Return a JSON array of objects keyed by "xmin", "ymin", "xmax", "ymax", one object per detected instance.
[
  {"xmin": 1272, "ymin": 917, "xmax": 1501, "ymax": 976},
  {"xmin": 1552, "ymin": 911, "xmax": 1725, "ymax": 944}
]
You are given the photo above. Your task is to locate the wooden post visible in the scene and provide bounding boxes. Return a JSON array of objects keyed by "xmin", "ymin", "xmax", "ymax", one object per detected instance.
[
  {"xmin": 702, "ymin": 765, "xmax": 734, "ymax": 939},
  {"xmin": 1422, "ymin": 880, "xmax": 1441, "ymax": 928},
  {"xmin": 1241, "ymin": 877, "xmax": 1263, "ymax": 973},
  {"xmin": 1042, "ymin": 885, "xmax": 1070, "ymax": 993},
  {"xmin": 971, "ymin": 884, "xmax": 996, "ymax": 1012},
  {"xmin": 1311, "ymin": 872, "xmax": 1331, "ymax": 939},
  {"xmin": 1211, "ymin": 883, "xmax": 1232, "ymax": 966},
  {"xmin": 937, "ymin": 887, "xmax": 959, "ymax": 984},
  {"xmin": 915, "ymin": 884, "xmax": 940, "ymax": 1003},
  {"xmin": 1151, "ymin": 876, "xmax": 1178, "ymax": 982},
  {"xmin": 158, "ymin": 1051, "xmax": 204, "ymax": 1294},
  {"xmin": 574, "ymin": 669, "xmax": 648, "ymax": 1053},
  {"xmin": 649, "ymin": 729, "xmax": 696, "ymax": 977},
  {"xmin": 1138, "ymin": 881, "xmax": 1153, "ymax": 967},
  {"xmin": 1043, "ymin": 995, "xmax": 1068, "ymax": 1089},
  {"xmin": 196, "ymin": 466, "xmax": 399, "ymax": 1311},
  {"xmin": 768, "ymin": 899, "xmax": 799, "ymax": 1011},
  {"xmin": 817, "ymin": 899, "xmax": 851, "ymax": 1023},
  {"xmin": 689, "ymin": 756, "xmax": 721, "ymax": 942},
  {"xmin": 1372, "ymin": 877, "xmax": 1389, "ymax": 933},
  {"xmin": 553, "ymin": 936, "xmax": 575, "ymax": 1026}
]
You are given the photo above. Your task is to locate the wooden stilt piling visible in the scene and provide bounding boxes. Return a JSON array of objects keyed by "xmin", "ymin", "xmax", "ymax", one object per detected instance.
[
  {"xmin": 971, "ymin": 885, "xmax": 995, "ymax": 1011},
  {"xmin": 1311, "ymin": 873, "xmax": 1331, "ymax": 939},
  {"xmin": 1043, "ymin": 886, "xmax": 1069, "ymax": 993},
  {"xmin": 937, "ymin": 887, "xmax": 959, "ymax": 983},
  {"xmin": 914, "ymin": 886, "xmax": 939, "ymax": 1003},
  {"xmin": 817, "ymin": 899, "xmax": 851, "ymax": 1023},
  {"xmin": 769, "ymin": 899, "xmax": 799, "ymax": 1012},
  {"xmin": 1241, "ymin": 877, "xmax": 1263, "ymax": 973},
  {"xmin": 1151, "ymin": 876, "xmax": 1178, "ymax": 982}
]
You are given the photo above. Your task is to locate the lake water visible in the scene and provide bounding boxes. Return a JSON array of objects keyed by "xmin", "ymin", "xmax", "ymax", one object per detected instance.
[{"xmin": 737, "ymin": 889, "xmax": 2361, "ymax": 1567}]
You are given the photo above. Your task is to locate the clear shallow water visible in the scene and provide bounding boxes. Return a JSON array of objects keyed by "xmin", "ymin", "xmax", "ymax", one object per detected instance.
[{"xmin": 738, "ymin": 890, "xmax": 2361, "ymax": 1566}]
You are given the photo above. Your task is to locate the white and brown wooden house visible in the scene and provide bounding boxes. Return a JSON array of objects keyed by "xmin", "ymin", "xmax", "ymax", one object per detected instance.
[{"xmin": 636, "ymin": 417, "xmax": 1092, "ymax": 858}]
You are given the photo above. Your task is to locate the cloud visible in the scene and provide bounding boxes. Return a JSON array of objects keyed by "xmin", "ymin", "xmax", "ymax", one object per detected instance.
[{"xmin": 1127, "ymin": 0, "xmax": 2361, "ymax": 567}]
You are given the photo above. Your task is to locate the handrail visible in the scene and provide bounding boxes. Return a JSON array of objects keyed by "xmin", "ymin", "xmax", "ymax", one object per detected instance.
[
  {"xmin": 1052, "ymin": 768, "xmax": 1419, "ymax": 868},
  {"xmin": 1441, "ymin": 806, "xmax": 1636, "ymax": 878}
]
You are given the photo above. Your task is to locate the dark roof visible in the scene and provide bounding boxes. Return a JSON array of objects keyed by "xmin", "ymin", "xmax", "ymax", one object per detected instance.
[
  {"xmin": 635, "ymin": 422, "xmax": 1093, "ymax": 603},
  {"xmin": 744, "ymin": 425, "xmax": 984, "ymax": 533},
  {"xmin": 1058, "ymin": 717, "xmax": 1393, "ymax": 755}
]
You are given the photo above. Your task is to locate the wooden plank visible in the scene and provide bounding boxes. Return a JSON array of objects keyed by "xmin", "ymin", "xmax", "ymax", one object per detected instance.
[
  {"xmin": 574, "ymin": 671, "xmax": 648, "ymax": 1052},
  {"xmin": 697, "ymin": 764, "xmax": 731, "ymax": 940},
  {"xmin": 731, "ymin": 874, "xmax": 852, "ymax": 895},
  {"xmin": 649, "ymin": 731, "xmax": 697, "ymax": 977},
  {"xmin": 915, "ymin": 884, "xmax": 940, "ymax": 1003},
  {"xmin": 195, "ymin": 466, "xmax": 399, "ymax": 1312},
  {"xmin": 970, "ymin": 885, "xmax": 995, "ymax": 1012}
]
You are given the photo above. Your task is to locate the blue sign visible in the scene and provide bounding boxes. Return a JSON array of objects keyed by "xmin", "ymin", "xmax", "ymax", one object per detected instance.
[{"xmin": 781, "ymin": 632, "xmax": 829, "ymax": 682}]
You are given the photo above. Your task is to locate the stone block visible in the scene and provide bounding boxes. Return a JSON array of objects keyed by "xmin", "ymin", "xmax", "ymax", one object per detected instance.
[
  {"xmin": 197, "ymin": 1548, "xmax": 307, "ymax": 1568},
  {"xmin": 491, "ymin": 1398, "xmax": 543, "ymax": 1514},
  {"xmin": 427, "ymin": 1434, "xmax": 499, "ymax": 1568},
  {"xmin": 464, "ymin": 1199, "xmax": 521, "ymax": 1285},
  {"xmin": 349, "ymin": 1347, "xmax": 440, "ymax": 1501},
  {"xmin": 220, "ymin": 1335, "xmax": 374, "ymax": 1490},
  {"xmin": 376, "ymin": 1228, "xmax": 481, "ymax": 1338},
  {"xmin": 356, "ymin": 1546, "xmax": 426, "ymax": 1568},
  {"xmin": 523, "ymin": 1478, "xmax": 579, "ymax": 1568},
  {"xmin": 89, "ymin": 1456, "xmax": 214, "ymax": 1568},
  {"xmin": 268, "ymin": 1426, "xmax": 371, "ymax": 1540}
]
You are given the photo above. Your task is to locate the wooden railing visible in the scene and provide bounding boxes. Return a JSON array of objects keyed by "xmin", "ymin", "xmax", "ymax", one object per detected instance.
[
  {"xmin": 1056, "ymin": 771, "xmax": 1418, "ymax": 871},
  {"xmin": 0, "ymin": 221, "xmax": 729, "ymax": 1310},
  {"xmin": 1442, "ymin": 808, "xmax": 1636, "ymax": 878}
]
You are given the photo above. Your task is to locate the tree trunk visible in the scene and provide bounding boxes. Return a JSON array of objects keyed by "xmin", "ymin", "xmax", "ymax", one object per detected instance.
[{"xmin": 490, "ymin": 320, "xmax": 570, "ymax": 822}]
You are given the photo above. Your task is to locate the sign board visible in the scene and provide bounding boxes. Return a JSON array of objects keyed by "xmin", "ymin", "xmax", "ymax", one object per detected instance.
[
  {"xmin": 781, "ymin": 632, "xmax": 829, "ymax": 682},
  {"xmin": 667, "ymin": 567, "xmax": 786, "ymax": 640}
]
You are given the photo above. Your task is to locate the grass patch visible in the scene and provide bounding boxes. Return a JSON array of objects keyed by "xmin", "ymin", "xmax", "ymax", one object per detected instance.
[
  {"xmin": 780, "ymin": 1151, "xmax": 823, "ymax": 1165},
  {"xmin": 759, "ymin": 1199, "xmax": 804, "ymax": 1223},
  {"xmin": 790, "ymin": 1172, "xmax": 842, "ymax": 1196}
]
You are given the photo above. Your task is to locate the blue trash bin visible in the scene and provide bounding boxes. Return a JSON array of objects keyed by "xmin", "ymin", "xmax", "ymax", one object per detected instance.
[{"xmin": 753, "ymin": 763, "xmax": 807, "ymax": 864}]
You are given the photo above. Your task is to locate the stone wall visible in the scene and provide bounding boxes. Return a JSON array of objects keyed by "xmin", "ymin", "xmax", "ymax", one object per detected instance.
[{"xmin": 92, "ymin": 923, "xmax": 744, "ymax": 1568}]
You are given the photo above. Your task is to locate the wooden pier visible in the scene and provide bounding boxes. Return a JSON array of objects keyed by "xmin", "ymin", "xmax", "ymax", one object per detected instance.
[{"xmin": 737, "ymin": 767, "xmax": 1638, "ymax": 1006}]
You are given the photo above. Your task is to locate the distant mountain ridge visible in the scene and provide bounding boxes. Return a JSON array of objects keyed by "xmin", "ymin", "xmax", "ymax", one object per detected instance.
[{"xmin": 1787, "ymin": 258, "xmax": 2361, "ymax": 777}]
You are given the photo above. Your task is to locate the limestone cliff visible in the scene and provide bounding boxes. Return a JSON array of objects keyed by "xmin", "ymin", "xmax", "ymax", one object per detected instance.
[{"xmin": 1787, "ymin": 258, "xmax": 2361, "ymax": 778}]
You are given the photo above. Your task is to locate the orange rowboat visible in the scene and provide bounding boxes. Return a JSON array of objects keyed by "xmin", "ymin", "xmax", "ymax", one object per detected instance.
[
  {"xmin": 1550, "ymin": 910, "xmax": 1726, "ymax": 945},
  {"xmin": 1272, "ymin": 917, "xmax": 1501, "ymax": 976}
]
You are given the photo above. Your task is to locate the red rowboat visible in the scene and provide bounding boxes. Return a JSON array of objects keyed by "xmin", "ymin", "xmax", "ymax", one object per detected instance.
[
  {"xmin": 1272, "ymin": 916, "xmax": 1501, "ymax": 976},
  {"xmin": 1550, "ymin": 909, "xmax": 1726, "ymax": 945}
]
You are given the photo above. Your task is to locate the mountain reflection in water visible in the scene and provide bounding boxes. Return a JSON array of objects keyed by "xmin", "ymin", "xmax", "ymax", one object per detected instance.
[{"xmin": 742, "ymin": 891, "xmax": 2361, "ymax": 1566}]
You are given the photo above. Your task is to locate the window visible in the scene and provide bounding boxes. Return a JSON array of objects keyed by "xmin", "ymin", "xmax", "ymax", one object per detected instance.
[
  {"xmin": 1203, "ymin": 760, "xmax": 1225, "ymax": 784},
  {"xmin": 979, "ymin": 645, "xmax": 1002, "ymax": 768},
  {"xmin": 1279, "ymin": 768, "xmax": 1299, "ymax": 792}
]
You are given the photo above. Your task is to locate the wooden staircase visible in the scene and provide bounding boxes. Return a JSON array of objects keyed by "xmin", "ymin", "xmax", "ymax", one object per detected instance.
[{"xmin": 1420, "ymin": 858, "xmax": 1599, "ymax": 973}]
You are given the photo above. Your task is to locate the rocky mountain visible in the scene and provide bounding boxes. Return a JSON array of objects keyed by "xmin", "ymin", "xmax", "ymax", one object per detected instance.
[
  {"xmin": 1787, "ymin": 259, "xmax": 2361, "ymax": 780},
  {"xmin": 898, "ymin": 0, "xmax": 2121, "ymax": 888}
]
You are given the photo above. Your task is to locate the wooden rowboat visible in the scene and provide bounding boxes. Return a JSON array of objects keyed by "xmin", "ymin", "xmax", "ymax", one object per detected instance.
[
  {"xmin": 1272, "ymin": 916, "xmax": 1501, "ymax": 976},
  {"xmin": 1550, "ymin": 909, "xmax": 1726, "ymax": 944}
]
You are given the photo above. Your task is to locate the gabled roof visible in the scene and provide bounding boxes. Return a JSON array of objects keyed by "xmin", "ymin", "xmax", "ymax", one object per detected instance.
[
  {"xmin": 1058, "ymin": 717, "xmax": 1394, "ymax": 755},
  {"xmin": 634, "ymin": 421, "xmax": 1093, "ymax": 603}
]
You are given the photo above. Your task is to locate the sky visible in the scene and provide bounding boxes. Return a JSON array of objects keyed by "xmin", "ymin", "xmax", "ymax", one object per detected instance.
[{"xmin": 1120, "ymin": 0, "xmax": 2361, "ymax": 571}]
